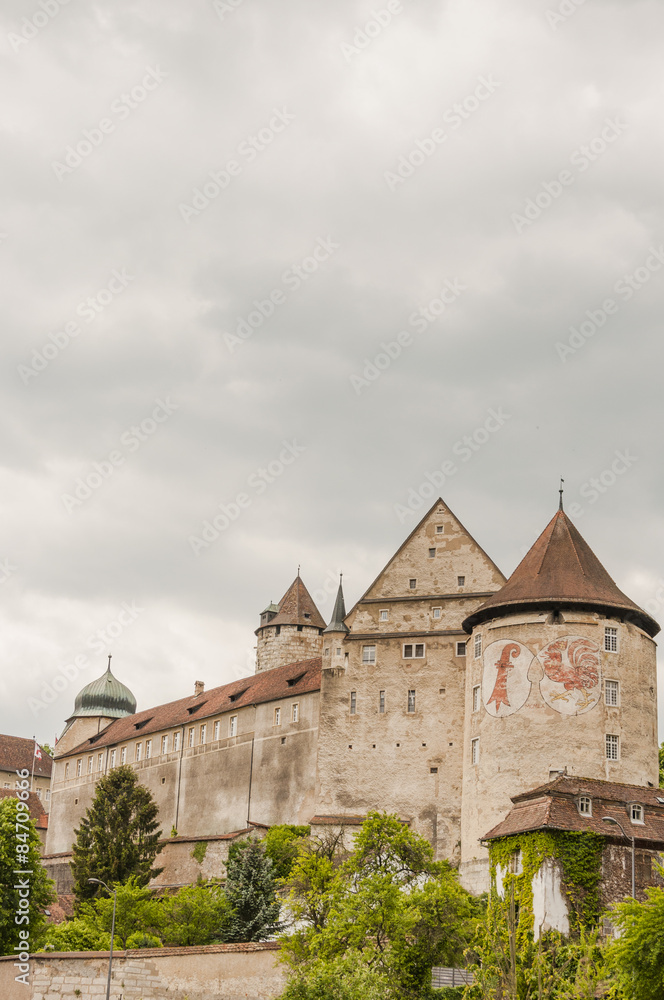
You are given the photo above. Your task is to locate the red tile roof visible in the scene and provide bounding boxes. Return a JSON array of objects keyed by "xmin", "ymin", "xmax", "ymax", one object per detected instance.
[
  {"xmin": 62, "ymin": 657, "xmax": 321, "ymax": 758},
  {"xmin": 0, "ymin": 788, "xmax": 48, "ymax": 828},
  {"xmin": 266, "ymin": 576, "xmax": 326, "ymax": 630},
  {"xmin": 0, "ymin": 734, "xmax": 53, "ymax": 778},
  {"xmin": 463, "ymin": 509, "xmax": 659, "ymax": 637},
  {"xmin": 483, "ymin": 775, "xmax": 664, "ymax": 846}
]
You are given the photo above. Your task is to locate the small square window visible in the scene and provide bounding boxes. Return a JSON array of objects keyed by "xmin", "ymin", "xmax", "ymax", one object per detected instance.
[
  {"xmin": 578, "ymin": 796, "xmax": 592, "ymax": 816},
  {"xmin": 350, "ymin": 691, "xmax": 357, "ymax": 715},
  {"xmin": 605, "ymin": 680, "xmax": 619, "ymax": 706},
  {"xmin": 379, "ymin": 690, "xmax": 385, "ymax": 713},
  {"xmin": 630, "ymin": 803, "xmax": 644, "ymax": 824},
  {"xmin": 292, "ymin": 703, "xmax": 299, "ymax": 722},
  {"xmin": 474, "ymin": 633, "xmax": 482, "ymax": 659},
  {"xmin": 436, "ymin": 525, "xmax": 444, "ymax": 534},
  {"xmin": 606, "ymin": 734, "xmax": 619, "ymax": 760},
  {"xmin": 429, "ymin": 548, "xmax": 436, "ymax": 558},
  {"xmin": 604, "ymin": 627, "xmax": 618, "ymax": 652},
  {"xmin": 230, "ymin": 715, "xmax": 238, "ymax": 737},
  {"xmin": 407, "ymin": 689, "xmax": 416, "ymax": 713},
  {"xmin": 432, "ymin": 607, "xmax": 442, "ymax": 619},
  {"xmin": 430, "ymin": 767, "xmax": 438, "ymax": 774},
  {"xmin": 409, "ymin": 579, "xmax": 417, "ymax": 589},
  {"xmin": 471, "ymin": 737, "xmax": 479, "ymax": 765},
  {"xmin": 472, "ymin": 685, "xmax": 481, "ymax": 712},
  {"xmin": 456, "ymin": 641, "xmax": 467, "ymax": 656},
  {"xmin": 362, "ymin": 645, "xmax": 376, "ymax": 664},
  {"xmin": 274, "ymin": 708, "xmax": 281, "ymax": 726},
  {"xmin": 379, "ymin": 610, "xmax": 388, "ymax": 621},
  {"xmin": 161, "ymin": 735, "xmax": 168, "ymax": 754},
  {"xmin": 457, "ymin": 576, "xmax": 465, "ymax": 586}
]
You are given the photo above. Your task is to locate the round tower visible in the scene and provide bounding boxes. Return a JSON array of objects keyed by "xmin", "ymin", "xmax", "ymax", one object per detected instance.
[
  {"xmin": 255, "ymin": 574, "xmax": 326, "ymax": 672},
  {"xmin": 459, "ymin": 504, "xmax": 660, "ymax": 892}
]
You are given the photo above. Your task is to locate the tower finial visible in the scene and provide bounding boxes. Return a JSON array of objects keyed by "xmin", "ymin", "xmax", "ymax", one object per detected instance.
[
  {"xmin": 559, "ymin": 478, "xmax": 564, "ymax": 511},
  {"xmin": 107, "ymin": 653, "xmax": 112, "ymax": 670}
]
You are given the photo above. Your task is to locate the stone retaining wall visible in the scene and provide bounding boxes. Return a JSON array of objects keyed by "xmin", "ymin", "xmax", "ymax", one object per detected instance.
[{"xmin": 0, "ymin": 942, "xmax": 286, "ymax": 1000}]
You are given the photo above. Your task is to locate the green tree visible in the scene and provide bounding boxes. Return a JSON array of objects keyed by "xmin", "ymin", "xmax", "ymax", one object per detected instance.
[
  {"xmin": 159, "ymin": 882, "xmax": 231, "ymax": 945},
  {"xmin": 224, "ymin": 839, "xmax": 282, "ymax": 942},
  {"xmin": 606, "ymin": 883, "xmax": 664, "ymax": 999},
  {"xmin": 71, "ymin": 765, "xmax": 163, "ymax": 907},
  {"xmin": 0, "ymin": 795, "xmax": 55, "ymax": 956},
  {"xmin": 264, "ymin": 824, "xmax": 311, "ymax": 881}
]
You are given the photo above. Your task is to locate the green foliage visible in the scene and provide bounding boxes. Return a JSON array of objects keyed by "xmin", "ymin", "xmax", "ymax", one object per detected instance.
[
  {"xmin": 80, "ymin": 876, "xmax": 161, "ymax": 950},
  {"xmin": 0, "ymin": 797, "xmax": 55, "ymax": 956},
  {"xmin": 190, "ymin": 840, "xmax": 207, "ymax": 864},
  {"xmin": 280, "ymin": 812, "xmax": 480, "ymax": 1000},
  {"xmin": 225, "ymin": 839, "xmax": 282, "ymax": 942},
  {"xmin": 40, "ymin": 917, "xmax": 110, "ymax": 953},
  {"xmin": 71, "ymin": 765, "xmax": 163, "ymax": 908},
  {"xmin": 126, "ymin": 931, "xmax": 163, "ymax": 948},
  {"xmin": 159, "ymin": 882, "xmax": 231, "ymax": 946},
  {"xmin": 264, "ymin": 824, "xmax": 311, "ymax": 881},
  {"xmin": 659, "ymin": 742, "xmax": 664, "ymax": 787},
  {"xmin": 605, "ymin": 882, "xmax": 664, "ymax": 999}
]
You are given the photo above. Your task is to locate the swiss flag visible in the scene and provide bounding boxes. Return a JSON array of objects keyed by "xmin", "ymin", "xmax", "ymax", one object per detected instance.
[{"xmin": 34, "ymin": 743, "xmax": 42, "ymax": 760}]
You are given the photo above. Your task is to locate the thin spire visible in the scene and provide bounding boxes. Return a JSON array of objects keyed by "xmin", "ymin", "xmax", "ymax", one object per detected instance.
[
  {"xmin": 559, "ymin": 478, "xmax": 564, "ymax": 511},
  {"xmin": 324, "ymin": 574, "xmax": 349, "ymax": 634},
  {"xmin": 107, "ymin": 653, "xmax": 112, "ymax": 671}
]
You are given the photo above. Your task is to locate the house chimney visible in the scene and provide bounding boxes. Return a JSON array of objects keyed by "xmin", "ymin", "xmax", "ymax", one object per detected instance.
[{"xmin": 194, "ymin": 680, "xmax": 204, "ymax": 697}]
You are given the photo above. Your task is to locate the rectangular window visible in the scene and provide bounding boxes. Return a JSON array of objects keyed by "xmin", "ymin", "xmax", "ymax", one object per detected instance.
[
  {"xmin": 188, "ymin": 727, "xmax": 195, "ymax": 747},
  {"xmin": 456, "ymin": 641, "xmax": 467, "ymax": 656},
  {"xmin": 407, "ymin": 689, "xmax": 416, "ymax": 713},
  {"xmin": 135, "ymin": 743, "xmax": 142, "ymax": 762},
  {"xmin": 65, "ymin": 762, "xmax": 70, "ymax": 779},
  {"xmin": 429, "ymin": 548, "xmax": 436, "ymax": 558},
  {"xmin": 474, "ymin": 634, "xmax": 482, "ymax": 659},
  {"xmin": 403, "ymin": 643, "xmax": 425, "ymax": 658},
  {"xmin": 230, "ymin": 715, "xmax": 238, "ymax": 737},
  {"xmin": 578, "ymin": 796, "xmax": 592, "ymax": 815},
  {"xmin": 120, "ymin": 746, "xmax": 127, "ymax": 764},
  {"xmin": 630, "ymin": 803, "xmax": 644, "ymax": 823},
  {"xmin": 76, "ymin": 759, "xmax": 82, "ymax": 777},
  {"xmin": 605, "ymin": 680, "xmax": 619, "ymax": 706},
  {"xmin": 350, "ymin": 691, "xmax": 357, "ymax": 715},
  {"xmin": 379, "ymin": 610, "xmax": 388, "ymax": 621},
  {"xmin": 457, "ymin": 576, "xmax": 465, "ymax": 586},
  {"xmin": 173, "ymin": 732, "xmax": 181, "ymax": 752},
  {"xmin": 110, "ymin": 749, "xmax": 116, "ymax": 767},
  {"xmin": 436, "ymin": 525, "xmax": 444, "ymax": 534},
  {"xmin": 292, "ymin": 703, "xmax": 299, "ymax": 723},
  {"xmin": 432, "ymin": 607, "xmax": 442, "ymax": 619},
  {"xmin": 161, "ymin": 735, "xmax": 168, "ymax": 754},
  {"xmin": 606, "ymin": 734, "xmax": 619, "ymax": 760},
  {"xmin": 471, "ymin": 737, "xmax": 479, "ymax": 765},
  {"xmin": 213, "ymin": 721, "xmax": 220, "ymax": 740},
  {"xmin": 472, "ymin": 685, "xmax": 481, "ymax": 712},
  {"xmin": 3, "ymin": 781, "xmax": 9, "ymax": 788},
  {"xmin": 87, "ymin": 756, "xmax": 93, "ymax": 774},
  {"xmin": 97, "ymin": 753, "xmax": 103, "ymax": 771},
  {"xmin": 604, "ymin": 626, "xmax": 618, "ymax": 652},
  {"xmin": 362, "ymin": 645, "xmax": 376, "ymax": 664},
  {"xmin": 409, "ymin": 578, "xmax": 417, "ymax": 589},
  {"xmin": 145, "ymin": 739, "xmax": 152, "ymax": 759},
  {"xmin": 200, "ymin": 724, "xmax": 206, "ymax": 744},
  {"xmin": 46, "ymin": 789, "xmax": 50, "ymax": 801},
  {"xmin": 274, "ymin": 708, "xmax": 281, "ymax": 726},
  {"xmin": 336, "ymin": 647, "xmax": 342, "ymax": 655},
  {"xmin": 379, "ymin": 690, "xmax": 385, "ymax": 713},
  {"xmin": 36, "ymin": 788, "xmax": 41, "ymax": 799}
]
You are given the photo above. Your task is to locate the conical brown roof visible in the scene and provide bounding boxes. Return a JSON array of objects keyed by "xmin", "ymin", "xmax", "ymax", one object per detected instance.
[
  {"xmin": 463, "ymin": 509, "xmax": 659, "ymax": 637},
  {"xmin": 266, "ymin": 575, "xmax": 326, "ymax": 630}
]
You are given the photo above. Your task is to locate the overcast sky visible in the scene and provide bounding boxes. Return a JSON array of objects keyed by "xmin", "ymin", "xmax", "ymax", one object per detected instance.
[{"xmin": 2, "ymin": 0, "xmax": 664, "ymax": 745}]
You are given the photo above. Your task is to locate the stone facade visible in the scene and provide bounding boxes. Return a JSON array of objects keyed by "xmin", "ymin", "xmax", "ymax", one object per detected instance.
[{"xmin": 256, "ymin": 625, "xmax": 322, "ymax": 673}]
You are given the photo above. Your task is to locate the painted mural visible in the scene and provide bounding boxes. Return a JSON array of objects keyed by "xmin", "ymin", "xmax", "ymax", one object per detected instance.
[
  {"xmin": 537, "ymin": 635, "xmax": 601, "ymax": 716},
  {"xmin": 482, "ymin": 640, "xmax": 533, "ymax": 717}
]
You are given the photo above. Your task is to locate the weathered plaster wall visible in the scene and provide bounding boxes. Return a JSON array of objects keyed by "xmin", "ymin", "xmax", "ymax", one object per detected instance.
[
  {"xmin": 256, "ymin": 625, "xmax": 322, "ymax": 673},
  {"xmin": 460, "ymin": 613, "xmax": 658, "ymax": 888},
  {"xmin": 0, "ymin": 943, "xmax": 285, "ymax": 1000}
]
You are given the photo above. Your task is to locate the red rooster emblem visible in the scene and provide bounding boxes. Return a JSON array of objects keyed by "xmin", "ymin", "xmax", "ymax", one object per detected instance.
[
  {"xmin": 487, "ymin": 643, "xmax": 521, "ymax": 711},
  {"xmin": 540, "ymin": 638, "xmax": 599, "ymax": 709}
]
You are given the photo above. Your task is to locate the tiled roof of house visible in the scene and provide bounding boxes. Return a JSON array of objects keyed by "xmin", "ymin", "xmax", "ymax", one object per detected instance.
[
  {"xmin": 62, "ymin": 657, "xmax": 322, "ymax": 758},
  {"xmin": 266, "ymin": 576, "xmax": 326, "ymax": 630},
  {"xmin": 0, "ymin": 734, "xmax": 53, "ymax": 778},
  {"xmin": 463, "ymin": 509, "xmax": 659, "ymax": 637},
  {"xmin": 483, "ymin": 774, "xmax": 664, "ymax": 845},
  {"xmin": 0, "ymin": 788, "xmax": 48, "ymax": 829}
]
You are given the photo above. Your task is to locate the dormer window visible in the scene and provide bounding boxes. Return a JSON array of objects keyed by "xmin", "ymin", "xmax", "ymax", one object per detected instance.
[
  {"xmin": 578, "ymin": 796, "xmax": 592, "ymax": 816},
  {"xmin": 630, "ymin": 803, "xmax": 644, "ymax": 824}
]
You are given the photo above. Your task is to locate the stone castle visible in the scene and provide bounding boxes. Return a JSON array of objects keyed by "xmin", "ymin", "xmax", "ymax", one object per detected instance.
[{"xmin": 45, "ymin": 497, "xmax": 660, "ymax": 895}]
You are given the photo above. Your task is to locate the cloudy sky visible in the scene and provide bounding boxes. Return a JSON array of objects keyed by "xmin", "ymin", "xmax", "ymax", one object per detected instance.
[{"xmin": 2, "ymin": 0, "xmax": 664, "ymax": 745}]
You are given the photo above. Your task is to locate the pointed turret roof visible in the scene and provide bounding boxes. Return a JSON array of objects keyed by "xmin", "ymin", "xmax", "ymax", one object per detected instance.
[
  {"xmin": 463, "ymin": 508, "xmax": 659, "ymax": 637},
  {"xmin": 324, "ymin": 577, "xmax": 349, "ymax": 634},
  {"xmin": 266, "ymin": 575, "xmax": 326, "ymax": 630}
]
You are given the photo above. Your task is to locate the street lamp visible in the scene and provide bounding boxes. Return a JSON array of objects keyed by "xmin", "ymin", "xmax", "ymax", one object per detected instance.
[
  {"xmin": 602, "ymin": 816, "xmax": 635, "ymax": 899},
  {"xmin": 88, "ymin": 878, "xmax": 117, "ymax": 1000}
]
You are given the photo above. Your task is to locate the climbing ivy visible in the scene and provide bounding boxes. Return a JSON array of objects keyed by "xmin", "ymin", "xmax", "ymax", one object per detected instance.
[
  {"xmin": 191, "ymin": 840, "xmax": 208, "ymax": 864},
  {"xmin": 488, "ymin": 829, "xmax": 604, "ymax": 938}
]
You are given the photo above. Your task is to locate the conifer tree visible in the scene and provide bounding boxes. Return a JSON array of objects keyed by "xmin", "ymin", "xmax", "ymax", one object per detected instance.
[
  {"xmin": 71, "ymin": 765, "xmax": 163, "ymax": 907},
  {"xmin": 224, "ymin": 839, "xmax": 282, "ymax": 942},
  {"xmin": 0, "ymin": 797, "xmax": 54, "ymax": 957}
]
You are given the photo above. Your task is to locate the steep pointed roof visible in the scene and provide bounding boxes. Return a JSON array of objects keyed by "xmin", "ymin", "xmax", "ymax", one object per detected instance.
[
  {"xmin": 324, "ymin": 578, "xmax": 349, "ymax": 634},
  {"xmin": 463, "ymin": 509, "xmax": 659, "ymax": 637},
  {"xmin": 266, "ymin": 575, "xmax": 326, "ymax": 630}
]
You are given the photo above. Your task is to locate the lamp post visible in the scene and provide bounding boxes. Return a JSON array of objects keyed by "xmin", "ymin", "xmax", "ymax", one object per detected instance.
[
  {"xmin": 88, "ymin": 878, "xmax": 117, "ymax": 1000},
  {"xmin": 602, "ymin": 816, "xmax": 635, "ymax": 898}
]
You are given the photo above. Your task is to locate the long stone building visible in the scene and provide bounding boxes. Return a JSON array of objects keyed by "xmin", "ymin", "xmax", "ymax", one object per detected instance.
[{"xmin": 44, "ymin": 497, "xmax": 660, "ymax": 895}]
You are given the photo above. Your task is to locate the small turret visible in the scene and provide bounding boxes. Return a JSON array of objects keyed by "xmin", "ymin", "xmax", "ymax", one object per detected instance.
[
  {"xmin": 323, "ymin": 576, "xmax": 349, "ymax": 670},
  {"xmin": 54, "ymin": 656, "xmax": 137, "ymax": 756},
  {"xmin": 255, "ymin": 573, "xmax": 326, "ymax": 672}
]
